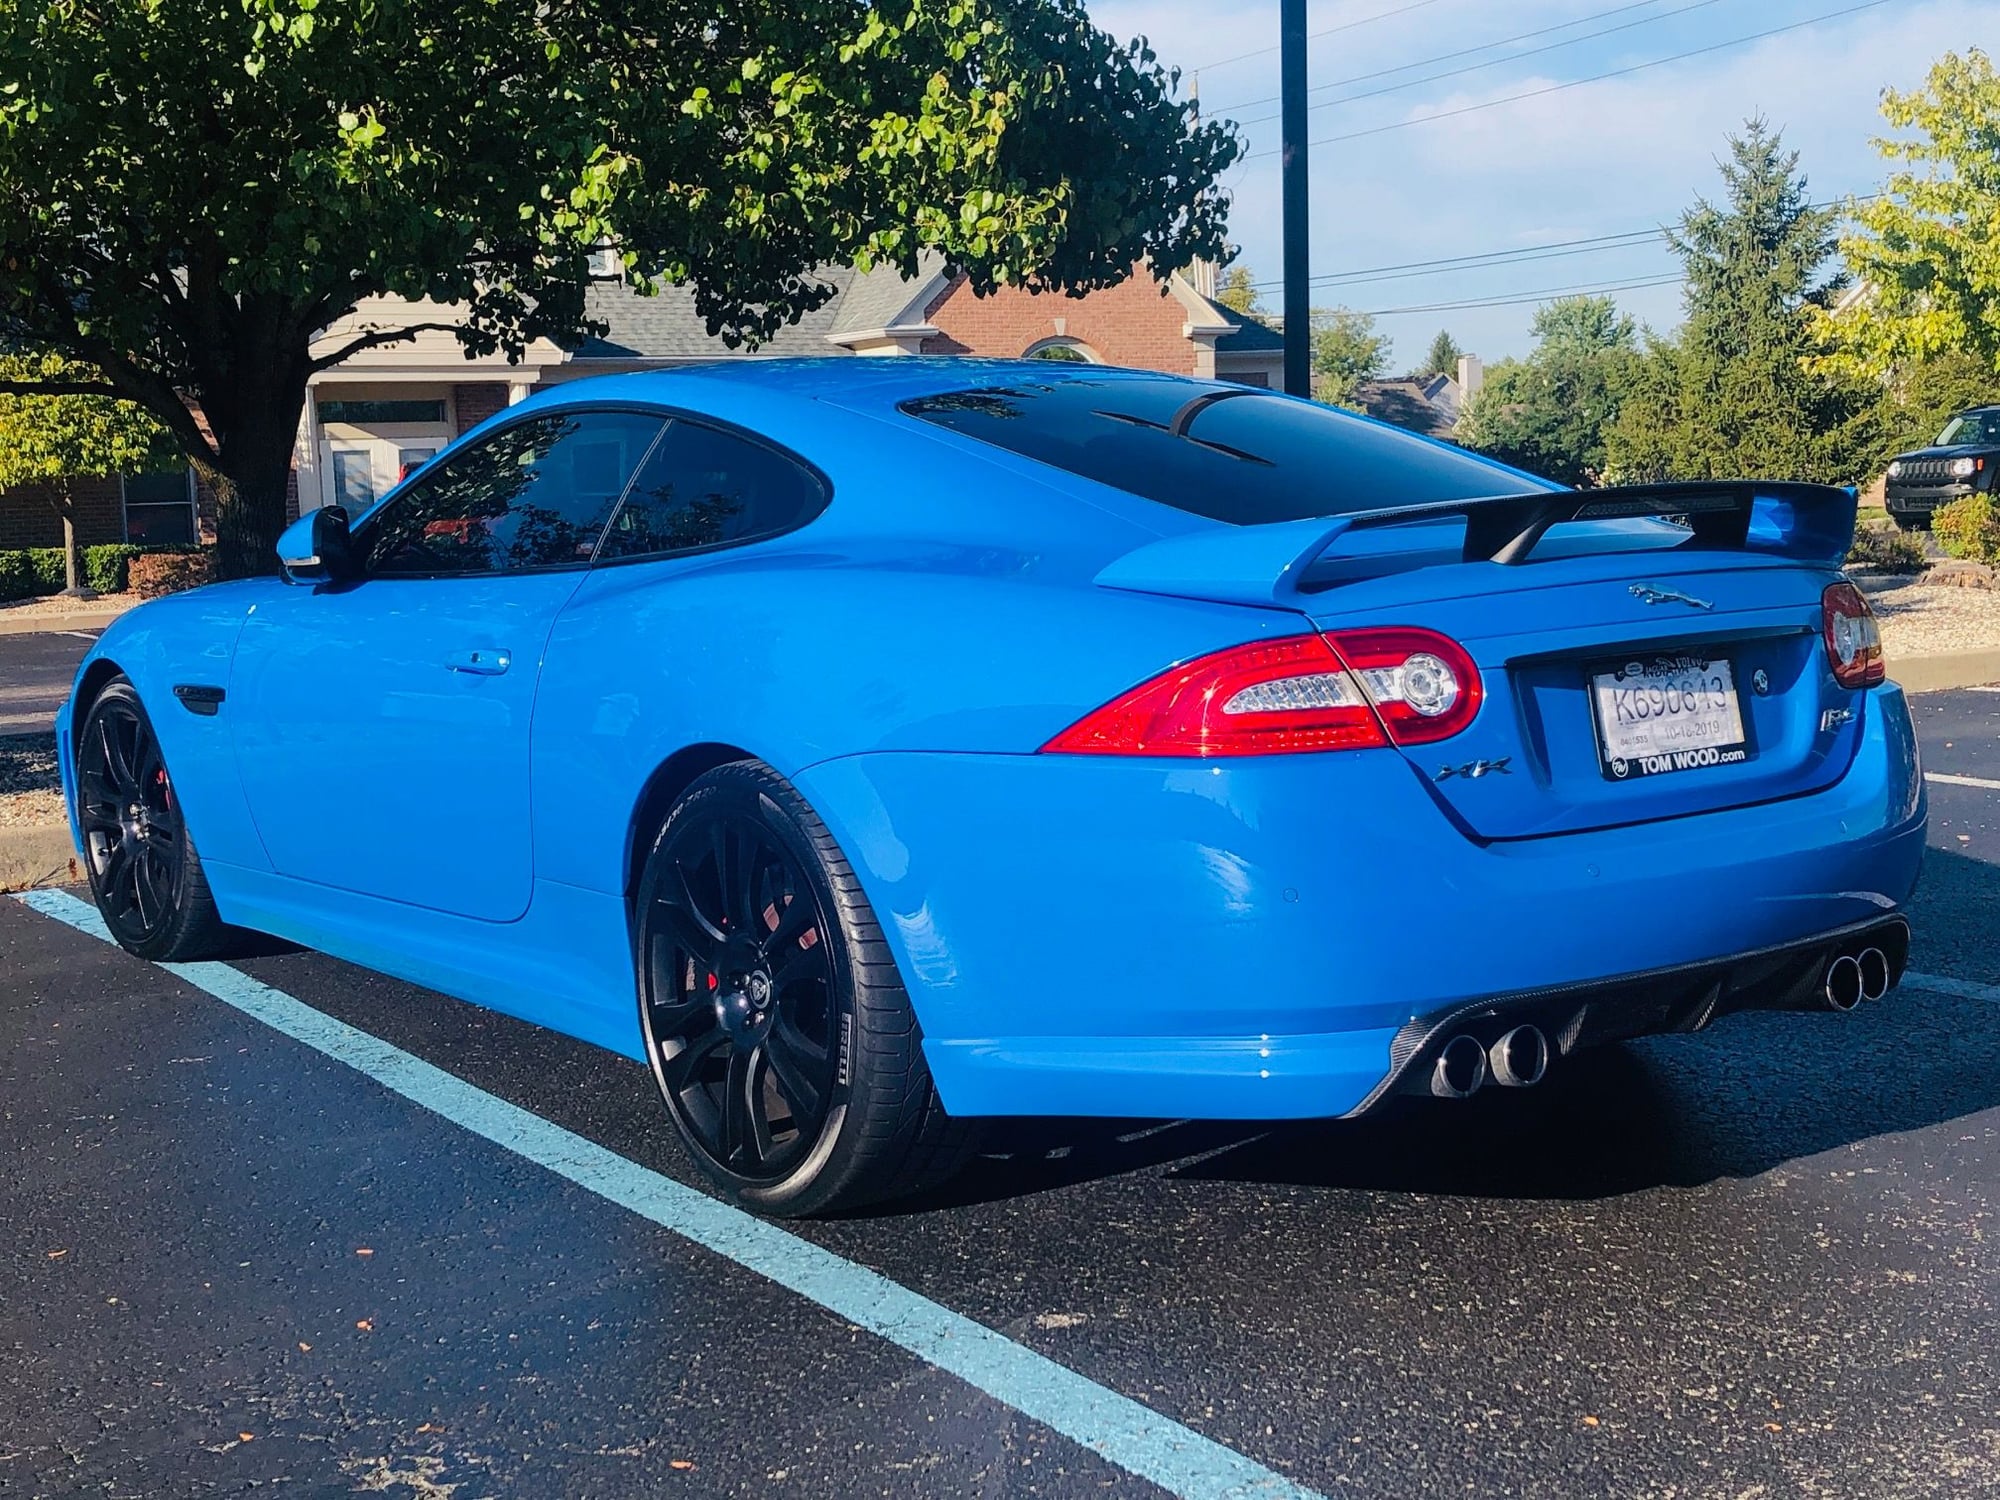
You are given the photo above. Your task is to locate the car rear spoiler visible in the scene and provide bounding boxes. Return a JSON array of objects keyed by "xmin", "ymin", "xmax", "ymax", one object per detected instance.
[{"xmin": 1095, "ymin": 481, "xmax": 1857, "ymax": 608}]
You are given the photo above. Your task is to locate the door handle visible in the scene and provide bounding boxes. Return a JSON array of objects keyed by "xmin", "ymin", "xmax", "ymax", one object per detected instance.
[{"xmin": 446, "ymin": 647, "xmax": 512, "ymax": 676}]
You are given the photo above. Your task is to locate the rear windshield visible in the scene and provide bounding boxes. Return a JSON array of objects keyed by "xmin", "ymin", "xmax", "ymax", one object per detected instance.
[{"xmin": 899, "ymin": 375, "xmax": 1550, "ymax": 524}]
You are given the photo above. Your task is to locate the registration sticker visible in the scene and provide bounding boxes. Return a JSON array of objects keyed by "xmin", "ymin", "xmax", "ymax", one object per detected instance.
[{"xmin": 1589, "ymin": 654, "xmax": 1748, "ymax": 781}]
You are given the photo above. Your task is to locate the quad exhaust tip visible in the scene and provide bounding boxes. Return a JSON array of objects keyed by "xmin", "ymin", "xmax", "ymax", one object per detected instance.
[
  {"xmin": 1857, "ymin": 946, "xmax": 1890, "ymax": 1002},
  {"xmin": 1431, "ymin": 1034, "xmax": 1488, "ymax": 1099},
  {"xmin": 1488, "ymin": 1025, "xmax": 1549, "ymax": 1089},
  {"xmin": 1824, "ymin": 946, "xmax": 1892, "ymax": 1012},
  {"xmin": 1431, "ymin": 1024, "xmax": 1550, "ymax": 1098}
]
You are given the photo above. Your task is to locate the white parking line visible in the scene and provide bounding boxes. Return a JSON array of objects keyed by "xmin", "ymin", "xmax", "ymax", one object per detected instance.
[
  {"xmin": 12, "ymin": 888, "xmax": 1320, "ymax": 1500},
  {"xmin": 1901, "ymin": 970, "xmax": 2000, "ymax": 1003},
  {"xmin": 1924, "ymin": 772, "xmax": 2000, "ymax": 792}
]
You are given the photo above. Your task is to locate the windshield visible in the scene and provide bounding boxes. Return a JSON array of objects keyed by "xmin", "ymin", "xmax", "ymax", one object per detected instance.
[
  {"xmin": 900, "ymin": 375, "xmax": 1552, "ymax": 525},
  {"xmin": 1935, "ymin": 411, "xmax": 2000, "ymax": 446}
]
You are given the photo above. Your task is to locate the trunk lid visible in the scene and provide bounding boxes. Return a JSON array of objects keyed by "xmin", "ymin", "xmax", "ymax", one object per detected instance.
[
  {"xmin": 1094, "ymin": 481, "xmax": 1866, "ymax": 842},
  {"xmin": 1305, "ymin": 550, "xmax": 1856, "ymax": 840}
]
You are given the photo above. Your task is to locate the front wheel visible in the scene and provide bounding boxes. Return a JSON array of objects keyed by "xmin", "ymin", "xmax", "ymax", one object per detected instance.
[
  {"xmin": 634, "ymin": 761, "xmax": 977, "ymax": 1216},
  {"xmin": 76, "ymin": 678, "xmax": 231, "ymax": 961}
]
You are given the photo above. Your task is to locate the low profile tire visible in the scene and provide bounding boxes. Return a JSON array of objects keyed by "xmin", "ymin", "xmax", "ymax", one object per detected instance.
[
  {"xmin": 76, "ymin": 677, "xmax": 231, "ymax": 962},
  {"xmin": 634, "ymin": 761, "xmax": 977, "ymax": 1216}
]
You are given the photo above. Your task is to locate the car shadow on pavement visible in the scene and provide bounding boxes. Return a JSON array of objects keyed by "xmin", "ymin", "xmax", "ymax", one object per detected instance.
[{"xmin": 919, "ymin": 847, "xmax": 2000, "ymax": 1210}]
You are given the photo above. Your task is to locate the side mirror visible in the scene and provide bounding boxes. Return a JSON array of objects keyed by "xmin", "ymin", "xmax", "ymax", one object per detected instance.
[{"xmin": 276, "ymin": 505, "xmax": 358, "ymax": 585}]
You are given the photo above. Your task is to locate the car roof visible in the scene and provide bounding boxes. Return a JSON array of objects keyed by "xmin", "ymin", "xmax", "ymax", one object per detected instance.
[{"xmin": 519, "ymin": 356, "xmax": 1219, "ymax": 421}]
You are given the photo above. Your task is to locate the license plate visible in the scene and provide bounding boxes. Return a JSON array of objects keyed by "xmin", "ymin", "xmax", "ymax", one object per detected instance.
[{"xmin": 1589, "ymin": 654, "xmax": 1748, "ymax": 781}]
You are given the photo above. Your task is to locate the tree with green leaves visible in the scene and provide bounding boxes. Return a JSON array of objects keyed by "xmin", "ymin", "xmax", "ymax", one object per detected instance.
[
  {"xmin": 0, "ymin": 354, "xmax": 178, "ymax": 597},
  {"xmin": 0, "ymin": 0, "xmax": 1237, "ymax": 578},
  {"xmin": 1216, "ymin": 264, "xmax": 1265, "ymax": 319},
  {"xmin": 1457, "ymin": 296, "xmax": 1639, "ymax": 486},
  {"xmin": 1417, "ymin": 329, "xmax": 1464, "ymax": 381},
  {"xmin": 1607, "ymin": 120, "xmax": 1879, "ymax": 484},
  {"xmin": 1815, "ymin": 49, "xmax": 2000, "ymax": 380},
  {"xmin": 1311, "ymin": 307, "xmax": 1390, "ymax": 406}
]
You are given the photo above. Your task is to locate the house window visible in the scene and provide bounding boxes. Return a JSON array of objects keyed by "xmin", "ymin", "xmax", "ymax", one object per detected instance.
[
  {"xmin": 317, "ymin": 399, "xmax": 449, "ymax": 425},
  {"xmin": 1025, "ymin": 338, "xmax": 1097, "ymax": 363},
  {"xmin": 122, "ymin": 468, "xmax": 198, "ymax": 545}
]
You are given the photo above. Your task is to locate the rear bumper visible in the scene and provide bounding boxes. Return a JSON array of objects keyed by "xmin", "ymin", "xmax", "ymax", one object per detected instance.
[{"xmin": 794, "ymin": 683, "xmax": 1926, "ymax": 1120}]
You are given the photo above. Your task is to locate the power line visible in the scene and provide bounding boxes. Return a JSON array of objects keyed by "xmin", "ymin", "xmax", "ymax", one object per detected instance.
[
  {"xmin": 1355, "ymin": 273, "xmax": 1685, "ymax": 317},
  {"xmin": 1254, "ymin": 231, "xmax": 1668, "ymax": 292},
  {"xmin": 1227, "ymin": 0, "xmax": 1729, "ymax": 126},
  {"xmin": 1246, "ymin": 193, "xmax": 1877, "ymax": 293},
  {"xmin": 1239, "ymin": 0, "xmax": 1900, "ymax": 159},
  {"xmin": 1187, "ymin": 0, "xmax": 1443, "ymax": 76},
  {"xmin": 1210, "ymin": 0, "xmax": 1703, "ymax": 119}
]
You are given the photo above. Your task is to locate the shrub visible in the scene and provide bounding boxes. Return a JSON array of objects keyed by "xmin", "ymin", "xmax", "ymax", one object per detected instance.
[
  {"xmin": 1933, "ymin": 494, "xmax": 2000, "ymax": 564},
  {"xmin": 1845, "ymin": 525, "xmax": 1929, "ymax": 573},
  {"xmin": 126, "ymin": 550, "xmax": 215, "ymax": 598},
  {"xmin": 0, "ymin": 543, "xmax": 204, "ymax": 601}
]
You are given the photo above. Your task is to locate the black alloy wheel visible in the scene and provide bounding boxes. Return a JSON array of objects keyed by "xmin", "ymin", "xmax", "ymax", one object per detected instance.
[
  {"xmin": 634, "ymin": 762, "xmax": 976, "ymax": 1216},
  {"xmin": 642, "ymin": 807, "xmax": 841, "ymax": 1184},
  {"xmin": 79, "ymin": 690, "xmax": 183, "ymax": 942},
  {"xmin": 75, "ymin": 678, "xmax": 231, "ymax": 961}
]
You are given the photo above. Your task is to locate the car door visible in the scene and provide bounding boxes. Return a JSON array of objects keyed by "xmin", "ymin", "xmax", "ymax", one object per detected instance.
[{"xmin": 230, "ymin": 406, "xmax": 666, "ymax": 921}]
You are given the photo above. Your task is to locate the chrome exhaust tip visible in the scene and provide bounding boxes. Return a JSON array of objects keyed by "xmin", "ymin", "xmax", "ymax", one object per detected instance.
[
  {"xmin": 1488, "ymin": 1024, "xmax": 1549, "ymax": 1088},
  {"xmin": 1856, "ymin": 946, "xmax": 1891, "ymax": 1002},
  {"xmin": 1431, "ymin": 1034, "xmax": 1489, "ymax": 1099},
  {"xmin": 1824, "ymin": 953, "xmax": 1864, "ymax": 1012}
]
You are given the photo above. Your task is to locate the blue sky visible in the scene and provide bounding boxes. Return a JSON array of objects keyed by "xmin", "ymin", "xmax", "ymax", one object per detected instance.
[{"xmin": 1089, "ymin": 0, "xmax": 1996, "ymax": 369}]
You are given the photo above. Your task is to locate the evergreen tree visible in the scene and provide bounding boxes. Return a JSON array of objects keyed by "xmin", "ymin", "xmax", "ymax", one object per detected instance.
[
  {"xmin": 1608, "ymin": 120, "xmax": 1879, "ymax": 484},
  {"xmin": 1418, "ymin": 329, "xmax": 1464, "ymax": 380}
]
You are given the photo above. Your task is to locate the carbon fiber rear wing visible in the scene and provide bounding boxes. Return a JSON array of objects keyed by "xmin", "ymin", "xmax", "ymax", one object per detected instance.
[
  {"xmin": 1094, "ymin": 481, "xmax": 1858, "ymax": 609},
  {"xmin": 1354, "ymin": 480, "xmax": 1857, "ymax": 567}
]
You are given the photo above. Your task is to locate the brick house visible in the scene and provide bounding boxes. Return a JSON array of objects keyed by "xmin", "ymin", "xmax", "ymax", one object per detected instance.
[{"xmin": 0, "ymin": 257, "xmax": 1281, "ymax": 549}]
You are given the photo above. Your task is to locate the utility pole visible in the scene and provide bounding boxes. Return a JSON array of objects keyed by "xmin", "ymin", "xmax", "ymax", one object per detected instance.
[{"xmin": 1280, "ymin": 0, "xmax": 1310, "ymax": 398}]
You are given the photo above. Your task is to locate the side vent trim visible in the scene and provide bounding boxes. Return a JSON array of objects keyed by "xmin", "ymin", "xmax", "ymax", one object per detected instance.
[{"xmin": 172, "ymin": 684, "xmax": 226, "ymax": 717}]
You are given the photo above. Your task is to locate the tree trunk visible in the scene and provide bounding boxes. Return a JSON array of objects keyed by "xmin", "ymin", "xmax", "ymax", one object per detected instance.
[
  {"xmin": 207, "ymin": 399, "xmax": 306, "ymax": 581},
  {"xmin": 52, "ymin": 482, "xmax": 94, "ymax": 599}
]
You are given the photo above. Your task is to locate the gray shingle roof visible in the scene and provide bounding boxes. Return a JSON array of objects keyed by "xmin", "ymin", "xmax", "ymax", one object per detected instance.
[
  {"xmin": 573, "ymin": 256, "xmax": 947, "ymax": 360},
  {"xmin": 1210, "ymin": 305, "xmax": 1285, "ymax": 353},
  {"xmin": 828, "ymin": 253, "xmax": 947, "ymax": 336},
  {"xmin": 574, "ymin": 271, "xmax": 860, "ymax": 359}
]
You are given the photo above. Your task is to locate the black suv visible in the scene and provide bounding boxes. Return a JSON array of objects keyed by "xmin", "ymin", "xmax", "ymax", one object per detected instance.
[{"xmin": 1884, "ymin": 405, "xmax": 2000, "ymax": 529}]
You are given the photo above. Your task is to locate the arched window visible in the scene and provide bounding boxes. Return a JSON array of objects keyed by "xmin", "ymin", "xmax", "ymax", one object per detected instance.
[{"xmin": 1024, "ymin": 337, "xmax": 1098, "ymax": 364}]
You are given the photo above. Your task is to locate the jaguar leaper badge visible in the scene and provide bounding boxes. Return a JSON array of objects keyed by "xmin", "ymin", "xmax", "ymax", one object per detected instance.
[{"xmin": 1629, "ymin": 583, "xmax": 1713, "ymax": 610}]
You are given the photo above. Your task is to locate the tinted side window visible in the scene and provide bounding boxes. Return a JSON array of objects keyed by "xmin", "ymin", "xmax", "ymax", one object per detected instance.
[
  {"xmin": 597, "ymin": 419, "xmax": 827, "ymax": 561},
  {"xmin": 363, "ymin": 410, "xmax": 664, "ymax": 576},
  {"xmin": 900, "ymin": 378, "xmax": 1550, "ymax": 524}
]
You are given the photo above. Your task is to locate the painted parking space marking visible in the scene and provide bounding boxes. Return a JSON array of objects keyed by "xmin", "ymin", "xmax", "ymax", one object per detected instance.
[
  {"xmin": 12, "ymin": 888, "xmax": 1319, "ymax": 1500},
  {"xmin": 1926, "ymin": 772, "xmax": 2000, "ymax": 792},
  {"xmin": 1901, "ymin": 970, "xmax": 2000, "ymax": 1003}
]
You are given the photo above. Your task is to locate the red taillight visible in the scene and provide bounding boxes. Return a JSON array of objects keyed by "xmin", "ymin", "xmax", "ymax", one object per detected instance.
[
  {"xmin": 1040, "ymin": 627, "xmax": 1482, "ymax": 758},
  {"xmin": 1322, "ymin": 627, "xmax": 1484, "ymax": 745},
  {"xmin": 1822, "ymin": 580, "xmax": 1885, "ymax": 689}
]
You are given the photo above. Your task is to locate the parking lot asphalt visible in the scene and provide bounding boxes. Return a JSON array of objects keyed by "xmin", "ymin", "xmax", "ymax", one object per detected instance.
[
  {"xmin": 0, "ymin": 627, "xmax": 99, "ymax": 736},
  {"xmin": 2, "ymin": 685, "xmax": 1997, "ymax": 1499}
]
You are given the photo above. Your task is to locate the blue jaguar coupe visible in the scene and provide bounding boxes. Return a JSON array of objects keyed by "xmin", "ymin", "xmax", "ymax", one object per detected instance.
[{"xmin": 60, "ymin": 359, "xmax": 1925, "ymax": 1214}]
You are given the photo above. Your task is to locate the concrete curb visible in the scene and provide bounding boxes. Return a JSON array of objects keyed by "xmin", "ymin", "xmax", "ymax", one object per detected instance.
[
  {"xmin": 0, "ymin": 609, "xmax": 125, "ymax": 636},
  {"xmin": 1894, "ymin": 647, "xmax": 2000, "ymax": 696},
  {"xmin": 0, "ymin": 824, "xmax": 78, "ymax": 893}
]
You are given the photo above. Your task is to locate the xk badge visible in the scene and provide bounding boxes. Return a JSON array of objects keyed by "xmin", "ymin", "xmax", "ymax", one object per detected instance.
[{"xmin": 1436, "ymin": 756, "xmax": 1513, "ymax": 782}]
